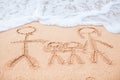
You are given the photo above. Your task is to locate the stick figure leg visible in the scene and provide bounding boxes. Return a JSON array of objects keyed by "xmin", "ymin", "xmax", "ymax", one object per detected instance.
[
  {"xmin": 7, "ymin": 55, "xmax": 24, "ymax": 67},
  {"xmin": 68, "ymin": 53, "xmax": 73, "ymax": 64},
  {"xmin": 68, "ymin": 53, "xmax": 84, "ymax": 64},
  {"xmin": 91, "ymin": 51, "xmax": 98, "ymax": 63},
  {"xmin": 68, "ymin": 50, "xmax": 84, "ymax": 64},
  {"xmin": 98, "ymin": 51, "xmax": 112, "ymax": 65},
  {"xmin": 56, "ymin": 55, "xmax": 64, "ymax": 64},
  {"xmin": 49, "ymin": 51, "xmax": 64, "ymax": 65},
  {"xmin": 74, "ymin": 54, "xmax": 84, "ymax": 64},
  {"xmin": 25, "ymin": 55, "xmax": 40, "ymax": 69},
  {"xmin": 48, "ymin": 51, "xmax": 56, "ymax": 65}
]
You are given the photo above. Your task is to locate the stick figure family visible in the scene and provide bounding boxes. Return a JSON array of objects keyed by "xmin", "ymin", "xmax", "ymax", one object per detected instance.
[{"xmin": 6, "ymin": 26, "xmax": 113, "ymax": 69}]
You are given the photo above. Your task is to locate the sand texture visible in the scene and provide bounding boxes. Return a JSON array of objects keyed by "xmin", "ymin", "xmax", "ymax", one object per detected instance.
[{"xmin": 0, "ymin": 22, "xmax": 120, "ymax": 80}]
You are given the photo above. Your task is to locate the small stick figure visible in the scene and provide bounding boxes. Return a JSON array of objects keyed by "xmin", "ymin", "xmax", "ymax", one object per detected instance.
[
  {"xmin": 78, "ymin": 27, "xmax": 113, "ymax": 65},
  {"xmin": 44, "ymin": 42, "xmax": 64, "ymax": 65},
  {"xmin": 7, "ymin": 26, "xmax": 47, "ymax": 69},
  {"xmin": 63, "ymin": 42, "xmax": 85, "ymax": 64}
]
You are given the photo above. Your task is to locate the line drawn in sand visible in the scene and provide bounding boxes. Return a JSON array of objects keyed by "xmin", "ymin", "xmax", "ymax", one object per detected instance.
[
  {"xmin": 78, "ymin": 27, "xmax": 113, "ymax": 65},
  {"xmin": 63, "ymin": 42, "xmax": 85, "ymax": 64},
  {"xmin": 44, "ymin": 42, "xmax": 65, "ymax": 65},
  {"xmin": 7, "ymin": 26, "xmax": 48, "ymax": 69},
  {"xmin": 86, "ymin": 77, "xmax": 95, "ymax": 80},
  {"xmin": 44, "ymin": 41, "xmax": 86, "ymax": 65}
]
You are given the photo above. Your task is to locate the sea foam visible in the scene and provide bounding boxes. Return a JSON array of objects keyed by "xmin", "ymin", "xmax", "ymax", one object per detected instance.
[{"xmin": 0, "ymin": 0, "xmax": 120, "ymax": 33}]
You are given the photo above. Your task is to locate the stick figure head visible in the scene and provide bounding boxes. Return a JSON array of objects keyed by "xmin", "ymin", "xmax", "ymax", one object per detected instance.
[
  {"xmin": 46, "ymin": 42, "xmax": 64, "ymax": 51},
  {"xmin": 78, "ymin": 27, "xmax": 101, "ymax": 38},
  {"xmin": 17, "ymin": 26, "xmax": 36, "ymax": 35},
  {"xmin": 64, "ymin": 42, "xmax": 83, "ymax": 49}
]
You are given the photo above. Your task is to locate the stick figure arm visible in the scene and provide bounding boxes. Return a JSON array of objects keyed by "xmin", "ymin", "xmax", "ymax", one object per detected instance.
[
  {"xmin": 29, "ymin": 39, "xmax": 48, "ymax": 44},
  {"xmin": 11, "ymin": 39, "xmax": 48, "ymax": 44},
  {"xmin": 11, "ymin": 40, "xmax": 24, "ymax": 43},
  {"xmin": 95, "ymin": 40, "xmax": 113, "ymax": 48}
]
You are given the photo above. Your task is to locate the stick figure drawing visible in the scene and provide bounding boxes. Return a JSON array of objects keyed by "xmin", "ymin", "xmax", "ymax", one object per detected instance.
[
  {"xmin": 7, "ymin": 26, "xmax": 47, "ymax": 69},
  {"xmin": 44, "ymin": 42, "xmax": 65, "ymax": 65},
  {"xmin": 78, "ymin": 27, "xmax": 113, "ymax": 65}
]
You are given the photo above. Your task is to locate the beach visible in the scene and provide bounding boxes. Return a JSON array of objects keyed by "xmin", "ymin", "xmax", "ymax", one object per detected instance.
[{"xmin": 0, "ymin": 22, "xmax": 120, "ymax": 80}]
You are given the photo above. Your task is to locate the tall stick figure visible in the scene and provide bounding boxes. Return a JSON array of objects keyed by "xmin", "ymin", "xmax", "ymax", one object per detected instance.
[
  {"xmin": 78, "ymin": 27, "xmax": 113, "ymax": 65},
  {"xmin": 7, "ymin": 26, "xmax": 47, "ymax": 69},
  {"xmin": 44, "ymin": 42, "xmax": 64, "ymax": 65}
]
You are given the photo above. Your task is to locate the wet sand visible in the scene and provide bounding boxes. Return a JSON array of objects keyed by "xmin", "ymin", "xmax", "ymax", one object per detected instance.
[{"xmin": 0, "ymin": 22, "xmax": 120, "ymax": 80}]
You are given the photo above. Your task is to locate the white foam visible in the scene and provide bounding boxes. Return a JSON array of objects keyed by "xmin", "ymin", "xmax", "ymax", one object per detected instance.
[
  {"xmin": 0, "ymin": 0, "xmax": 39, "ymax": 31},
  {"xmin": 0, "ymin": 0, "xmax": 120, "ymax": 33}
]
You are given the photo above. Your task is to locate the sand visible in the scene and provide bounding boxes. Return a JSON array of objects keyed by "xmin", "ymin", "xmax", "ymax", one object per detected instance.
[{"xmin": 0, "ymin": 22, "xmax": 120, "ymax": 80}]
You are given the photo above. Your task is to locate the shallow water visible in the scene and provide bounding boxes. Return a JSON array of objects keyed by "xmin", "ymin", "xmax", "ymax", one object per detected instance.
[{"xmin": 0, "ymin": 0, "xmax": 120, "ymax": 33}]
